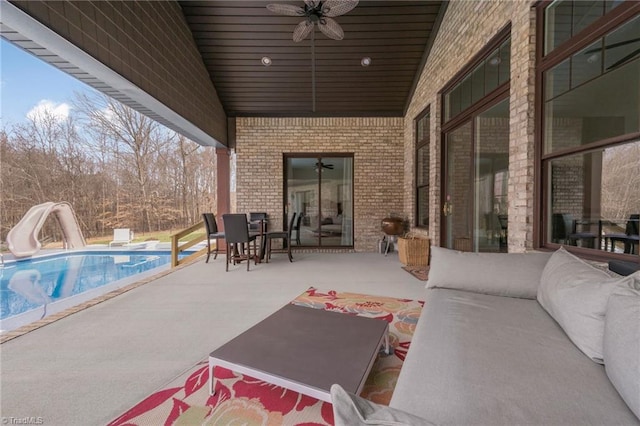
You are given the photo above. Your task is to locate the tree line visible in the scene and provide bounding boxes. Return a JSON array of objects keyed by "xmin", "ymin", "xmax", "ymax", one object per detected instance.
[{"xmin": 1, "ymin": 92, "xmax": 217, "ymax": 243}]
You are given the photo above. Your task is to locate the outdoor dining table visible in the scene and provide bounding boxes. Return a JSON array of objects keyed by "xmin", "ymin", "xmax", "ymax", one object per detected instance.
[{"xmin": 249, "ymin": 218, "xmax": 268, "ymax": 262}]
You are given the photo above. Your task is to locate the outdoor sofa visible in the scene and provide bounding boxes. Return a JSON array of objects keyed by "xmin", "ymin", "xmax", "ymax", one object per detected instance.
[{"xmin": 332, "ymin": 246, "xmax": 640, "ymax": 425}]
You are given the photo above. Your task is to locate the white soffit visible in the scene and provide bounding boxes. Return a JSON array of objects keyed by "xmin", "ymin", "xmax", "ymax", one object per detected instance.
[{"xmin": 0, "ymin": 1, "xmax": 223, "ymax": 147}]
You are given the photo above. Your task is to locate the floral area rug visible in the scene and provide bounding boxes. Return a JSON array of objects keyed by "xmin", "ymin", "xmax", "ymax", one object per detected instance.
[
  {"xmin": 108, "ymin": 287, "xmax": 424, "ymax": 426},
  {"xmin": 402, "ymin": 265, "xmax": 430, "ymax": 281}
]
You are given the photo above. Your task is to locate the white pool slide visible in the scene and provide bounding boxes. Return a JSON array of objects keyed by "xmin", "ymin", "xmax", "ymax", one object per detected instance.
[{"xmin": 6, "ymin": 202, "xmax": 86, "ymax": 257}]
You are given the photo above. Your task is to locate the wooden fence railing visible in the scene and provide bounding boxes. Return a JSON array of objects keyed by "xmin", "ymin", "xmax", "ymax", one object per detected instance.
[{"xmin": 170, "ymin": 221, "xmax": 208, "ymax": 267}]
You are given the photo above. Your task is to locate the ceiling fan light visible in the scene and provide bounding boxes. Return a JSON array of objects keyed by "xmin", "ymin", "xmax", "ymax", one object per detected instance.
[
  {"xmin": 261, "ymin": 56, "xmax": 272, "ymax": 66},
  {"xmin": 361, "ymin": 57, "xmax": 372, "ymax": 67}
]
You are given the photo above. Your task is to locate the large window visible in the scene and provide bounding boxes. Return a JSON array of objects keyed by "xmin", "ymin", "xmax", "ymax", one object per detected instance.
[
  {"xmin": 538, "ymin": 1, "xmax": 639, "ymax": 257},
  {"xmin": 415, "ymin": 109, "xmax": 430, "ymax": 228}
]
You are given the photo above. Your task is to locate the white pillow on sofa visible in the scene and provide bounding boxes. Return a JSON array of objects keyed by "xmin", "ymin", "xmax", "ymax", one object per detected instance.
[
  {"xmin": 330, "ymin": 384, "xmax": 434, "ymax": 426},
  {"xmin": 604, "ymin": 272, "xmax": 640, "ymax": 419},
  {"xmin": 537, "ymin": 247, "xmax": 620, "ymax": 363},
  {"xmin": 427, "ymin": 246, "xmax": 551, "ymax": 299}
]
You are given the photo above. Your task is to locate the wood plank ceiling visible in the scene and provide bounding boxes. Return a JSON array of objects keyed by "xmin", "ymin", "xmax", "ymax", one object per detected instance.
[{"xmin": 178, "ymin": 1, "xmax": 445, "ymax": 117}]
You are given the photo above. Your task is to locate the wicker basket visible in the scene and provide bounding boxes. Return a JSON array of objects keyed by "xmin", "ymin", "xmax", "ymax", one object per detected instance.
[
  {"xmin": 454, "ymin": 237, "xmax": 472, "ymax": 252},
  {"xmin": 398, "ymin": 236, "xmax": 430, "ymax": 267}
]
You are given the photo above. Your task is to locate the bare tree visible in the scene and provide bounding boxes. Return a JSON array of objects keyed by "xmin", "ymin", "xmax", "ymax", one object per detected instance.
[
  {"xmin": 75, "ymin": 92, "xmax": 171, "ymax": 232},
  {"xmin": 602, "ymin": 142, "xmax": 640, "ymax": 222},
  {"xmin": 2, "ymin": 91, "xmax": 217, "ymax": 243}
]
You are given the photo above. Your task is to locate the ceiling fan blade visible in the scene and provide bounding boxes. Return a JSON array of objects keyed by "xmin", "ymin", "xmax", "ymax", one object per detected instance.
[
  {"xmin": 293, "ymin": 19, "xmax": 314, "ymax": 42},
  {"xmin": 606, "ymin": 47, "xmax": 640, "ymax": 70},
  {"xmin": 322, "ymin": 0, "xmax": 359, "ymax": 17},
  {"xmin": 266, "ymin": 3, "xmax": 305, "ymax": 16},
  {"xmin": 584, "ymin": 37, "xmax": 640, "ymax": 54},
  {"xmin": 305, "ymin": 0, "xmax": 321, "ymax": 8},
  {"xmin": 318, "ymin": 17, "xmax": 344, "ymax": 40}
]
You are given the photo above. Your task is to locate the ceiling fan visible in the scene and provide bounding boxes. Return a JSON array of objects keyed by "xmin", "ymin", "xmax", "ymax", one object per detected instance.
[
  {"xmin": 267, "ymin": 0, "xmax": 359, "ymax": 42},
  {"xmin": 266, "ymin": 1, "xmax": 359, "ymax": 112}
]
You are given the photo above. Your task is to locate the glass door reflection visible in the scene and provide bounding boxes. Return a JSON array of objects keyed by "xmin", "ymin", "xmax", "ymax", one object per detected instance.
[{"xmin": 285, "ymin": 156, "xmax": 353, "ymax": 247}]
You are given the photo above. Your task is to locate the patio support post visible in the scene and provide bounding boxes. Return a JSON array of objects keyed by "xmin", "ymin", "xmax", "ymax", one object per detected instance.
[{"xmin": 216, "ymin": 148, "xmax": 231, "ymax": 253}]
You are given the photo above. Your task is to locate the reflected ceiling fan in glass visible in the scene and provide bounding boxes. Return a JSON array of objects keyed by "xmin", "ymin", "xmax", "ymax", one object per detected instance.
[
  {"xmin": 314, "ymin": 161, "xmax": 334, "ymax": 172},
  {"xmin": 266, "ymin": 1, "xmax": 359, "ymax": 112}
]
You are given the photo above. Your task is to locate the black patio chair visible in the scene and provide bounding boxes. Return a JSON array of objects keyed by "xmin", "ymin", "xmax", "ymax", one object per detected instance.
[
  {"xmin": 265, "ymin": 212, "xmax": 297, "ymax": 263},
  {"xmin": 604, "ymin": 214, "xmax": 639, "ymax": 254},
  {"xmin": 222, "ymin": 213, "xmax": 258, "ymax": 271},
  {"xmin": 202, "ymin": 213, "xmax": 225, "ymax": 263},
  {"xmin": 249, "ymin": 212, "xmax": 267, "ymax": 233},
  {"xmin": 551, "ymin": 213, "xmax": 597, "ymax": 248}
]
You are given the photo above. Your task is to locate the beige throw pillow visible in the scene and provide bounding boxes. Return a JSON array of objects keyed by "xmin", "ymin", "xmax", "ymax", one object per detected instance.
[
  {"xmin": 330, "ymin": 384, "xmax": 435, "ymax": 426},
  {"xmin": 604, "ymin": 272, "xmax": 640, "ymax": 419},
  {"xmin": 537, "ymin": 247, "xmax": 619, "ymax": 363},
  {"xmin": 427, "ymin": 246, "xmax": 551, "ymax": 299}
]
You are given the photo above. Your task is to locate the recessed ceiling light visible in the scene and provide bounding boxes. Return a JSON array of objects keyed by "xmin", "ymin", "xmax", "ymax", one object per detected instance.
[
  {"xmin": 261, "ymin": 56, "xmax": 272, "ymax": 66},
  {"xmin": 488, "ymin": 56, "xmax": 501, "ymax": 66},
  {"xmin": 361, "ymin": 57, "xmax": 372, "ymax": 67}
]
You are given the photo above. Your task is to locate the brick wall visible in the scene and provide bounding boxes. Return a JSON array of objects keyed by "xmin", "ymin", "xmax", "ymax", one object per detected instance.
[
  {"xmin": 10, "ymin": 0, "xmax": 227, "ymax": 145},
  {"xmin": 234, "ymin": 117, "xmax": 404, "ymax": 251},
  {"xmin": 403, "ymin": 0, "xmax": 537, "ymax": 252}
]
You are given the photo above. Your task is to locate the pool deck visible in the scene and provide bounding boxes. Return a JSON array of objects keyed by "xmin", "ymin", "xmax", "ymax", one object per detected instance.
[{"xmin": 0, "ymin": 251, "xmax": 427, "ymax": 425}]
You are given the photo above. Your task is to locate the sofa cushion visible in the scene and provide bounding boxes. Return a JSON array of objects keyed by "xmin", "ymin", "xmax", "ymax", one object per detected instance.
[
  {"xmin": 537, "ymin": 247, "xmax": 620, "ymax": 363},
  {"xmin": 391, "ymin": 288, "xmax": 639, "ymax": 425},
  {"xmin": 427, "ymin": 246, "xmax": 551, "ymax": 299},
  {"xmin": 604, "ymin": 272, "xmax": 640, "ymax": 420},
  {"xmin": 330, "ymin": 384, "xmax": 434, "ymax": 426}
]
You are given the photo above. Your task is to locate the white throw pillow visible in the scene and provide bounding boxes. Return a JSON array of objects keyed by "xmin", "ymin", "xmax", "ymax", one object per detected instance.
[
  {"xmin": 330, "ymin": 384, "xmax": 435, "ymax": 426},
  {"xmin": 537, "ymin": 247, "xmax": 620, "ymax": 363},
  {"xmin": 604, "ymin": 272, "xmax": 640, "ymax": 419}
]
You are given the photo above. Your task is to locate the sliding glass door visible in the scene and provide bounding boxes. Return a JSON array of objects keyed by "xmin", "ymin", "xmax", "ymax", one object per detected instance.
[
  {"xmin": 442, "ymin": 98, "xmax": 509, "ymax": 252},
  {"xmin": 285, "ymin": 155, "xmax": 353, "ymax": 247}
]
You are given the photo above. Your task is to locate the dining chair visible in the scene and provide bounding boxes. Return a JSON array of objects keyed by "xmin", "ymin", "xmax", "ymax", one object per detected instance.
[
  {"xmin": 222, "ymin": 213, "xmax": 258, "ymax": 271},
  {"xmin": 551, "ymin": 213, "xmax": 596, "ymax": 248},
  {"xmin": 203, "ymin": 213, "xmax": 225, "ymax": 263},
  {"xmin": 604, "ymin": 214, "xmax": 639, "ymax": 254},
  {"xmin": 249, "ymin": 212, "xmax": 268, "ymax": 233},
  {"xmin": 265, "ymin": 212, "xmax": 297, "ymax": 263}
]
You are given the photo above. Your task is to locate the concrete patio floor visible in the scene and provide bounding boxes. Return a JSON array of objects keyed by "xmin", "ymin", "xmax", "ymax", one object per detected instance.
[{"xmin": 0, "ymin": 252, "xmax": 428, "ymax": 425}]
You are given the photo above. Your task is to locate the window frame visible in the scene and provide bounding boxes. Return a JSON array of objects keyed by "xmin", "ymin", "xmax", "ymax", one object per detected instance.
[
  {"xmin": 534, "ymin": 0, "xmax": 640, "ymax": 258},
  {"xmin": 415, "ymin": 107, "xmax": 430, "ymax": 228}
]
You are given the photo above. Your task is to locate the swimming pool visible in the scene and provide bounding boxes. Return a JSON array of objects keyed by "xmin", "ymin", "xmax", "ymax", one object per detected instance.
[{"xmin": 1, "ymin": 250, "xmax": 182, "ymax": 332}]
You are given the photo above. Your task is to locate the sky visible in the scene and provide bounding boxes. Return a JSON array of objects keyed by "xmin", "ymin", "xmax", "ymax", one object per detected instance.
[{"xmin": 1, "ymin": 38, "xmax": 94, "ymax": 127}]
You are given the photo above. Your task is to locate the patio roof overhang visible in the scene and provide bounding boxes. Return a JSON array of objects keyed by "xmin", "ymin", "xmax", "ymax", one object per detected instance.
[{"xmin": 1, "ymin": 0, "xmax": 446, "ymax": 145}]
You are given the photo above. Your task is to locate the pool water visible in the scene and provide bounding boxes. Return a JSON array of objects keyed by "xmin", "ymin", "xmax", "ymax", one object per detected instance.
[{"xmin": 0, "ymin": 251, "xmax": 178, "ymax": 331}]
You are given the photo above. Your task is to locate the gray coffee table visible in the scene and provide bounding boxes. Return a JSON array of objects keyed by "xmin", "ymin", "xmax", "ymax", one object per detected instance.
[{"xmin": 209, "ymin": 303, "xmax": 389, "ymax": 402}]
